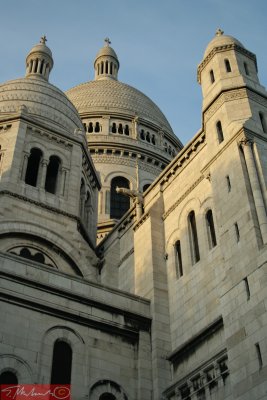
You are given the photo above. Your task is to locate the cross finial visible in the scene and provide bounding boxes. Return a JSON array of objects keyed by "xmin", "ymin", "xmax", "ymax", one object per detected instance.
[
  {"xmin": 104, "ymin": 37, "xmax": 111, "ymax": 46},
  {"xmin": 216, "ymin": 28, "xmax": 224, "ymax": 36},
  {"xmin": 40, "ymin": 35, "xmax": 47, "ymax": 44}
]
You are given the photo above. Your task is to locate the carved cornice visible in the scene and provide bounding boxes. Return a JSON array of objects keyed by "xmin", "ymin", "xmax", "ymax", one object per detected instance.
[
  {"xmin": 197, "ymin": 43, "xmax": 257, "ymax": 83},
  {"xmin": 162, "ymin": 175, "xmax": 204, "ymax": 220},
  {"xmin": 27, "ymin": 126, "xmax": 72, "ymax": 148},
  {"xmin": 117, "ymin": 247, "xmax": 134, "ymax": 268}
]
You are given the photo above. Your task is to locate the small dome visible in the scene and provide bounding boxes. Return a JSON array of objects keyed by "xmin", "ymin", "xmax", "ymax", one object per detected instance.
[
  {"xmin": 26, "ymin": 36, "xmax": 54, "ymax": 81},
  {"xmin": 94, "ymin": 38, "xmax": 120, "ymax": 81},
  {"xmin": 95, "ymin": 43, "xmax": 119, "ymax": 62},
  {"xmin": 204, "ymin": 29, "xmax": 244, "ymax": 58},
  {"xmin": 0, "ymin": 78, "xmax": 84, "ymax": 134}
]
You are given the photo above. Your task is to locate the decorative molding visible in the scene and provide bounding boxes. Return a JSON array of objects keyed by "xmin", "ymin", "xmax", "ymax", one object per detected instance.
[
  {"xmin": 0, "ymin": 124, "xmax": 12, "ymax": 132},
  {"xmin": 117, "ymin": 247, "xmax": 134, "ymax": 268},
  {"xmin": 162, "ymin": 175, "xmax": 204, "ymax": 220},
  {"xmin": 27, "ymin": 126, "xmax": 72, "ymax": 148},
  {"xmin": 133, "ymin": 212, "xmax": 150, "ymax": 232}
]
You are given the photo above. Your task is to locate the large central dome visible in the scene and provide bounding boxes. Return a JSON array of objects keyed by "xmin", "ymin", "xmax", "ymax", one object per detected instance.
[{"xmin": 67, "ymin": 79, "xmax": 174, "ymax": 134}]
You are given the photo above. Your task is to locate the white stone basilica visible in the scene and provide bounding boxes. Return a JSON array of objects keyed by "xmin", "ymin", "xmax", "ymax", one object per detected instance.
[{"xmin": 0, "ymin": 30, "xmax": 267, "ymax": 400}]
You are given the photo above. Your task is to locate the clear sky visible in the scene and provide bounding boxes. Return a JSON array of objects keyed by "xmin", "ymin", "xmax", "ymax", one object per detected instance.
[{"xmin": 0, "ymin": 0, "xmax": 266, "ymax": 145}]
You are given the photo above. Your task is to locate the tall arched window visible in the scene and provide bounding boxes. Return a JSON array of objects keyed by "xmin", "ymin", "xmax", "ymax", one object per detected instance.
[
  {"xmin": 25, "ymin": 148, "xmax": 43, "ymax": 187},
  {"xmin": 118, "ymin": 124, "xmax": 123, "ymax": 134},
  {"xmin": 259, "ymin": 112, "xmax": 267, "ymax": 133},
  {"xmin": 174, "ymin": 240, "xmax": 183, "ymax": 278},
  {"xmin": 224, "ymin": 59, "xmax": 231, "ymax": 72},
  {"xmin": 210, "ymin": 69, "xmax": 215, "ymax": 83},
  {"xmin": 216, "ymin": 121, "xmax": 224, "ymax": 143},
  {"xmin": 140, "ymin": 129, "xmax": 145, "ymax": 140},
  {"xmin": 88, "ymin": 122, "xmax": 94, "ymax": 133},
  {"xmin": 188, "ymin": 211, "xmax": 200, "ymax": 264},
  {"xmin": 124, "ymin": 125, "xmax": 129, "ymax": 135},
  {"xmin": 112, "ymin": 123, "xmax": 117, "ymax": 133},
  {"xmin": 45, "ymin": 156, "xmax": 61, "ymax": 194},
  {"xmin": 110, "ymin": 177, "xmax": 130, "ymax": 219},
  {"xmin": 95, "ymin": 122, "xmax": 100, "ymax": 133},
  {"xmin": 206, "ymin": 209, "xmax": 217, "ymax": 249},
  {"xmin": 51, "ymin": 340, "xmax": 72, "ymax": 384},
  {"xmin": 0, "ymin": 371, "xmax": 18, "ymax": 384}
]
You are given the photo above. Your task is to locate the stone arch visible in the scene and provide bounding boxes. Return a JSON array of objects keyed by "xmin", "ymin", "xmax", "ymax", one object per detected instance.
[
  {"xmin": 38, "ymin": 325, "xmax": 85, "ymax": 385},
  {"xmin": 0, "ymin": 221, "xmax": 85, "ymax": 276},
  {"xmin": 176, "ymin": 197, "xmax": 201, "ymax": 231},
  {"xmin": 104, "ymin": 171, "xmax": 135, "ymax": 189},
  {"xmin": 89, "ymin": 380, "xmax": 129, "ymax": 400},
  {"xmin": 0, "ymin": 354, "xmax": 33, "ymax": 383}
]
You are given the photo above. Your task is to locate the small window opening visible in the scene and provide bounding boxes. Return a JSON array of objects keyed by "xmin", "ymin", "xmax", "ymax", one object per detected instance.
[
  {"xmin": 99, "ymin": 394, "xmax": 116, "ymax": 400},
  {"xmin": 51, "ymin": 340, "xmax": 72, "ymax": 384},
  {"xmin": 112, "ymin": 123, "xmax": 117, "ymax": 133},
  {"xmin": 168, "ymin": 146, "xmax": 172, "ymax": 155},
  {"xmin": 234, "ymin": 222, "xmax": 240, "ymax": 242},
  {"xmin": 45, "ymin": 156, "xmax": 61, "ymax": 194},
  {"xmin": 105, "ymin": 61, "xmax": 108, "ymax": 74},
  {"xmin": 259, "ymin": 112, "xmax": 267, "ymax": 133},
  {"xmin": 124, "ymin": 124, "xmax": 129, "ymax": 135},
  {"xmin": 110, "ymin": 176, "xmax": 130, "ymax": 219},
  {"xmin": 140, "ymin": 129, "xmax": 145, "ymax": 140},
  {"xmin": 95, "ymin": 122, "xmax": 100, "ymax": 133},
  {"xmin": 226, "ymin": 175, "xmax": 231, "ymax": 192},
  {"xmin": 25, "ymin": 148, "xmax": 43, "ymax": 187},
  {"xmin": 110, "ymin": 62, "xmax": 113, "ymax": 75},
  {"xmin": 40, "ymin": 60, "xmax": 45, "ymax": 74},
  {"xmin": 255, "ymin": 343, "xmax": 263, "ymax": 369},
  {"xmin": 244, "ymin": 277, "xmax": 250, "ymax": 300},
  {"xmin": 188, "ymin": 211, "xmax": 200, "ymax": 263},
  {"xmin": 101, "ymin": 62, "xmax": 104, "ymax": 74},
  {"xmin": 118, "ymin": 123, "xmax": 123, "ymax": 134},
  {"xmin": 244, "ymin": 62, "xmax": 249, "ymax": 76},
  {"xmin": 146, "ymin": 132, "xmax": 150, "ymax": 142},
  {"xmin": 206, "ymin": 209, "xmax": 217, "ymax": 248},
  {"xmin": 225, "ymin": 59, "xmax": 231, "ymax": 72},
  {"xmin": 216, "ymin": 121, "xmax": 224, "ymax": 143},
  {"xmin": 151, "ymin": 134, "xmax": 156, "ymax": 145},
  {"xmin": 210, "ymin": 69, "xmax": 215, "ymax": 83},
  {"xmin": 164, "ymin": 142, "xmax": 168, "ymax": 152},
  {"xmin": 0, "ymin": 371, "xmax": 18, "ymax": 385},
  {"xmin": 34, "ymin": 59, "xmax": 38, "ymax": 73},
  {"xmin": 88, "ymin": 122, "xmax": 94, "ymax": 133},
  {"xmin": 175, "ymin": 240, "xmax": 183, "ymax": 278},
  {"xmin": 143, "ymin": 184, "xmax": 150, "ymax": 192}
]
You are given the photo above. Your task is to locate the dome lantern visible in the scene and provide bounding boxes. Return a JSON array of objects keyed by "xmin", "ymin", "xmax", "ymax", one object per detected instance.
[
  {"xmin": 94, "ymin": 38, "xmax": 120, "ymax": 81},
  {"xmin": 25, "ymin": 36, "xmax": 54, "ymax": 81}
]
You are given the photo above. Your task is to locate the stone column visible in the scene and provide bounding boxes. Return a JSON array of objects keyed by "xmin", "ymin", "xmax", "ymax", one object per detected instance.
[
  {"xmin": 133, "ymin": 116, "xmax": 139, "ymax": 139},
  {"xmin": 59, "ymin": 167, "xmax": 67, "ymax": 196},
  {"xmin": 40, "ymin": 159, "xmax": 48, "ymax": 189},
  {"xmin": 21, "ymin": 153, "xmax": 29, "ymax": 181},
  {"xmin": 240, "ymin": 138, "xmax": 267, "ymax": 243}
]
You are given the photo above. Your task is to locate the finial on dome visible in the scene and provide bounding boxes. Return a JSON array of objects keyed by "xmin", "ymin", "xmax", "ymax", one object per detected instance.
[
  {"xmin": 40, "ymin": 35, "xmax": 47, "ymax": 44},
  {"xmin": 216, "ymin": 28, "xmax": 224, "ymax": 36},
  {"xmin": 104, "ymin": 37, "xmax": 111, "ymax": 46}
]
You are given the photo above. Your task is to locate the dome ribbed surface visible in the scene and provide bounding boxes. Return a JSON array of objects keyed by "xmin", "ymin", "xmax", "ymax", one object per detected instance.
[
  {"xmin": 0, "ymin": 77, "xmax": 83, "ymax": 133},
  {"xmin": 66, "ymin": 79, "xmax": 174, "ymax": 135}
]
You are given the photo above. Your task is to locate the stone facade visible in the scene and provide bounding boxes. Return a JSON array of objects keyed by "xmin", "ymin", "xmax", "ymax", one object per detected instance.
[{"xmin": 1, "ymin": 30, "xmax": 267, "ymax": 400}]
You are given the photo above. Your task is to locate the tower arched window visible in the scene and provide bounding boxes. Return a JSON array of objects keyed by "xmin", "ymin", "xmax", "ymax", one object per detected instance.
[
  {"xmin": 105, "ymin": 61, "xmax": 108, "ymax": 74},
  {"xmin": 174, "ymin": 240, "xmax": 183, "ymax": 278},
  {"xmin": 259, "ymin": 112, "xmax": 267, "ymax": 133},
  {"xmin": 244, "ymin": 62, "xmax": 249, "ymax": 76},
  {"xmin": 110, "ymin": 62, "xmax": 113, "ymax": 75},
  {"xmin": 143, "ymin": 184, "xmax": 150, "ymax": 192},
  {"xmin": 45, "ymin": 156, "xmax": 61, "ymax": 194},
  {"xmin": 140, "ymin": 129, "xmax": 145, "ymax": 140},
  {"xmin": 51, "ymin": 340, "xmax": 72, "ymax": 384},
  {"xmin": 118, "ymin": 124, "xmax": 123, "ymax": 134},
  {"xmin": 0, "ymin": 371, "xmax": 18, "ymax": 385},
  {"xmin": 146, "ymin": 132, "xmax": 150, "ymax": 142},
  {"xmin": 225, "ymin": 59, "xmax": 231, "ymax": 72},
  {"xmin": 210, "ymin": 69, "xmax": 215, "ymax": 84},
  {"xmin": 206, "ymin": 209, "xmax": 217, "ymax": 249},
  {"xmin": 216, "ymin": 121, "xmax": 224, "ymax": 143},
  {"xmin": 110, "ymin": 177, "xmax": 130, "ymax": 219},
  {"xmin": 25, "ymin": 148, "xmax": 43, "ymax": 187},
  {"xmin": 188, "ymin": 211, "xmax": 200, "ymax": 264},
  {"xmin": 151, "ymin": 134, "xmax": 156, "ymax": 145},
  {"xmin": 101, "ymin": 62, "xmax": 104, "ymax": 74},
  {"xmin": 88, "ymin": 122, "xmax": 94, "ymax": 133}
]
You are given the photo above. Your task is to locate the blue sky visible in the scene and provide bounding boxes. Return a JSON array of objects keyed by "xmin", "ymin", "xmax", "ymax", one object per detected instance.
[{"xmin": 0, "ymin": 0, "xmax": 266, "ymax": 145}]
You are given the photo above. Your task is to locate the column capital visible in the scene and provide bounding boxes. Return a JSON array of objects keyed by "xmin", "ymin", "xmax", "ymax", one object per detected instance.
[{"xmin": 239, "ymin": 137, "xmax": 253, "ymax": 148}]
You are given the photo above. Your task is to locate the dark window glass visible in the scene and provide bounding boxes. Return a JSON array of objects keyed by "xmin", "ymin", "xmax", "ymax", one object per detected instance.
[
  {"xmin": 95, "ymin": 122, "xmax": 100, "ymax": 133},
  {"xmin": 45, "ymin": 156, "xmax": 60, "ymax": 194},
  {"xmin": 25, "ymin": 148, "xmax": 42, "ymax": 187},
  {"xmin": 118, "ymin": 124, "xmax": 123, "ymax": 134},
  {"xmin": 140, "ymin": 129, "xmax": 145, "ymax": 140},
  {"xmin": 225, "ymin": 59, "xmax": 231, "ymax": 72},
  {"xmin": 188, "ymin": 211, "xmax": 200, "ymax": 263},
  {"xmin": 124, "ymin": 125, "xmax": 129, "ymax": 135},
  {"xmin": 206, "ymin": 209, "xmax": 217, "ymax": 248},
  {"xmin": 110, "ymin": 177, "xmax": 130, "ymax": 219},
  {"xmin": 51, "ymin": 340, "xmax": 72, "ymax": 384},
  {"xmin": 112, "ymin": 123, "xmax": 117, "ymax": 133},
  {"xmin": 216, "ymin": 121, "xmax": 224, "ymax": 143},
  {"xmin": 88, "ymin": 122, "xmax": 93, "ymax": 133},
  {"xmin": 175, "ymin": 240, "xmax": 183, "ymax": 277},
  {"xmin": 0, "ymin": 371, "xmax": 18, "ymax": 384},
  {"xmin": 210, "ymin": 69, "xmax": 215, "ymax": 83}
]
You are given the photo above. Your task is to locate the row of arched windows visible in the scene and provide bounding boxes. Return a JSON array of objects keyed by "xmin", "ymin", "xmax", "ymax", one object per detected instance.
[
  {"xmin": 96, "ymin": 60, "xmax": 117, "ymax": 76},
  {"xmin": 140, "ymin": 129, "xmax": 156, "ymax": 144},
  {"xmin": 174, "ymin": 209, "xmax": 217, "ymax": 278},
  {"xmin": 83, "ymin": 121, "xmax": 101, "ymax": 133},
  {"xmin": 24, "ymin": 148, "xmax": 62, "ymax": 195},
  {"xmin": 164, "ymin": 142, "xmax": 176, "ymax": 157},
  {"xmin": 209, "ymin": 59, "xmax": 252, "ymax": 84},
  {"xmin": 111, "ymin": 122, "xmax": 130, "ymax": 135}
]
